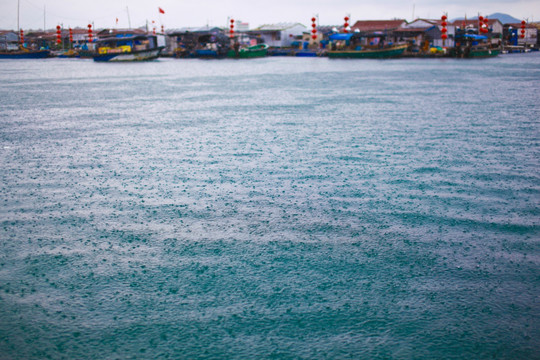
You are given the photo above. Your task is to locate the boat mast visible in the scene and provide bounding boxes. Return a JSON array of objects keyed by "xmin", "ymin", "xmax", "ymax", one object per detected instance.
[
  {"xmin": 17, "ymin": 0, "xmax": 20, "ymax": 36},
  {"xmin": 126, "ymin": 6, "xmax": 132, "ymax": 29}
]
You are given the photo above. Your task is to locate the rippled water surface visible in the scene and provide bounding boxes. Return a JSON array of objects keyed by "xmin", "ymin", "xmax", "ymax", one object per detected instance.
[{"xmin": 1, "ymin": 55, "xmax": 539, "ymax": 359}]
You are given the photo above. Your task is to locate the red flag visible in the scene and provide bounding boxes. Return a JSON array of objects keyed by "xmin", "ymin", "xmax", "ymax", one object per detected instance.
[{"xmin": 158, "ymin": 7, "xmax": 165, "ymax": 14}]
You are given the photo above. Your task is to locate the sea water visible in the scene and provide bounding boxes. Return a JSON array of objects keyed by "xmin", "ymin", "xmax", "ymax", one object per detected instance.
[{"xmin": 0, "ymin": 55, "xmax": 539, "ymax": 359}]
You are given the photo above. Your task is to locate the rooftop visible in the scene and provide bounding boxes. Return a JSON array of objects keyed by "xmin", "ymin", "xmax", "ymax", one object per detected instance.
[{"xmin": 351, "ymin": 20, "xmax": 407, "ymax": 32}]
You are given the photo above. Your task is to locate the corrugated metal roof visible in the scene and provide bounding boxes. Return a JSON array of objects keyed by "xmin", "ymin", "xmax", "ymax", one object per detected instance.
[
  {"xmin": 167, "ymin": 26, "xmax": 223, "ymax": 35},
  {"xmin": 254, "ymin": 23, "xmax": 305, "ymax": 31}
]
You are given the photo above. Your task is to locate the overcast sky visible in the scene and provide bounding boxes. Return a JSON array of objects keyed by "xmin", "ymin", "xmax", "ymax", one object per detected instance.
[{"xmin": 1, "ymin": 0, "xmax": 538, "ymax": 30}]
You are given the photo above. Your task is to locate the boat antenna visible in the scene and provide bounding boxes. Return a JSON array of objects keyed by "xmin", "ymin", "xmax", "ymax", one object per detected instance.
[
  {"xmin": 126, "ymin": 6, "xmax": 132, "ymax": 29},
  {"xmin": 17, "ymin": 0, "xmax": 20, "ymax": 38}
]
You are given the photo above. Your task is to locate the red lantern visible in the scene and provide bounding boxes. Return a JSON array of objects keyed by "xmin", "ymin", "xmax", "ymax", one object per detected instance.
[
  {"xmin": 88, "ymin": 24, "xmax": 93, "ymax": 43},
  {"xmin": 344, "ymin": 16, "xmax": 350, "ymax": 33},
  {"xmin": 478, "ymin": 16, "xmax": 484, "ymax": 21},
  {"xmin": 56, "ymin": 25, "xmax": 61, "ymax": 45},
  {"xmin": 311, "ymin": 16, "xmax": 317, "ymax": 42},
  {"xmin": 441, "ymin": 14, "xmax": 448, "ymax": 43},
  {"xmin": 521, "ymin": 20, "xmax": 526, "ymax": 26}
]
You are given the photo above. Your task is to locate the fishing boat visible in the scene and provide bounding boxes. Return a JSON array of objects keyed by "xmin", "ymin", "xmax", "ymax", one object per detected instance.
[
  {"xmin": 228, "ymin": 44, "xmax": 268, "ymax": 59},
  {"xmin": 328, "ymin": 44, "xmax": 407, "ymax": 59},
  {"xmin": 0, "ymin": 0, "xmax": 51, "ymax": 59},
  {"xmin": 326, "ymin": 33, "xmax": 407, "ymax": 59},
  {"xmin": 192, "ymin": 32, "xmax": 231, "ymax": 59},
  {"xmin": 454, "ymin": 34, "xmax": 500, "ymax": 58},
  {"xmin": 93, "ymin": 34, "xmax": 165, "ymax": 62},
  {"xmin": 168, "ymin": 27, "xmax": 231, "ymax": 59},
  {"xmin": 0, "ymin": 49, "xmax": 50, "ymax": 59}
]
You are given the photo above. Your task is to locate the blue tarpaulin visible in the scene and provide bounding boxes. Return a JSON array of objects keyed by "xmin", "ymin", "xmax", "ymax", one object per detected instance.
[
  {"xmin": 329, "ymin": 33, "xmax": 354, "ymax": 41},
  {"xmin": 460, "ymin": 34, "xmax": 488, "ymax": 40}
]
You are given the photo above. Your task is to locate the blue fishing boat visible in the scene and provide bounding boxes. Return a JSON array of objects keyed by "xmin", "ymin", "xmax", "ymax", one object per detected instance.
[
  {"xmin": 0, "ymin": 49, "xmax": 50, "ymax": 59},
  {"xmin": 0, "ymin": 0, "xmax": 51, "ymax": 59}
]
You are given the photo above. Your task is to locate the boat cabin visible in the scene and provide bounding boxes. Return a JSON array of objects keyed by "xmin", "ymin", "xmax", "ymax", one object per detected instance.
[{"xmin": 95, "ymin": 34, "xmax": 163, "ymax": 55}]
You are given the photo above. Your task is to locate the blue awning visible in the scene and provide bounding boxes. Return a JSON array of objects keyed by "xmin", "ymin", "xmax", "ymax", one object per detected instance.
[
  {"xmin": 329, "ymin": 33, "xmax": 354, "ymax": 41},
  {"xmin": 460, "ymin": 34, "xmax": 488, "ymax": 40}
]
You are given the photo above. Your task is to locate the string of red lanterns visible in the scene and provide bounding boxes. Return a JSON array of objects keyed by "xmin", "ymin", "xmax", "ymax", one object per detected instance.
[
  {"xmin": 88, "ymin": 24, "xmax": 93, "ymax": 43},
  {"xmin": 19, "ymin": 29, "xmax": 24, "ymax": 46},
  {"xmin": 478, "ymin": 15, "xmax": 489, "ymax": 34},
  {"xmin": 520, "ymin": 20, "xmax": 526, "ymax": 39},
  {"xmin": 441, "ymin": 14, "xmax": 448, "ymax": 42},
  {"xmin": 311, "ymin": 17, "xmax": 317, "ymax": 40},
  {"xmin": 343, "ymin": 16, "xmax": 349, "ymax": 33},
  {"xmin": 478, "ymin": 15, "xmax": 484, "ymax": 31},
  {"xmin": 56, "ymin": 25, "xmax": 61, "ymax": 45},
  {"xmin": 69, "ymin": 28, "xmax": 73, "ymax": 45},
  {"xmin": 230, "ymin": 19, "xmax": 235, "ymax": 38}
]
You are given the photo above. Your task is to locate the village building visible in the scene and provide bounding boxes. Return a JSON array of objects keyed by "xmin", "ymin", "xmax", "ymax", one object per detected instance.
[
  {"xmin": 247, "ymin": 23, "xmax": 306, "ymax": 48},
  {"xmin": 451, "ymin": 18, "xmax": 504, "ymax": 47},
  {"xmin": 304, "ymin": 25, "xmax": 341, "ymax": 48},
  {"xmin": 350, "ymin": 19, "xmax": 407, "ymax": 45},
  {"xmin": 397, "ymin": 19, "xmax": 455, "ymax": 49},
  {"xmin": 451, "ymin": 18, "xmax": 504, "ymax": 35},
  {"xmin": 0, "ymin": 31, "xmax": 18, "ymax": 50},
  {"xmin": 503, "ymin": 23, "xmax": 538, "ymax": 47}
]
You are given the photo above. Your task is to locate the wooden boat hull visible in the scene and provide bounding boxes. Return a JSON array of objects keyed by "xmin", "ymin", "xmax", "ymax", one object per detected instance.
[
  {"xmin": 0, "ymin": 50, "xmax": 50, "ymax": 59},
  {"xmin": 93, "ymin": 48, "xmax": 163, "ymax": 62},
  {"xmin": 328, "ymin": 44, "xmax": 407, "ymax": 59},
  {"xmin": 467, "ymin": 48, "xmax": 500, "ymax": 58}
]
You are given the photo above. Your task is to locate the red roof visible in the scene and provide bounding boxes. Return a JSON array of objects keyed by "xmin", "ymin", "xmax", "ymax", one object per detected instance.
[{"xmin": 351, "ymin": 20, "xmax": 407, "ymax": 32}]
